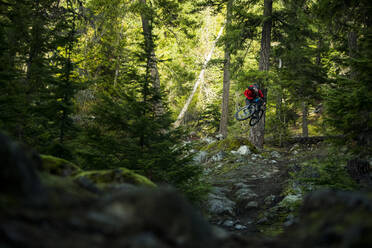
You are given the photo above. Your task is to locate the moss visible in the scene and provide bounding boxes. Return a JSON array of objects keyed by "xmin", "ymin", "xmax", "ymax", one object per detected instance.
[
  {"xmin": 74, "ymin": 167, "xmax": 156, "ymax": 188},
  {"xmin": 39, "ymin": 172, "xmax": 97, "ymax": 200},
  {"xmin": 260, "ymin": 223, "xmax": 284, "ymax": 237},
  {"xmin": 40, "ymin": 155, "xmax": 82, "ymax": 177},
  {"xmin": 201, "ymin": 137, "xmax": 258, "ymax": 153}
]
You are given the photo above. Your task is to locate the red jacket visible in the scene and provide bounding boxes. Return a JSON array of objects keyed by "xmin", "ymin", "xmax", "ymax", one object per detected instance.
[{"xmin": 244, "ymin": 88, "xmax": 264, "ymax": 100}]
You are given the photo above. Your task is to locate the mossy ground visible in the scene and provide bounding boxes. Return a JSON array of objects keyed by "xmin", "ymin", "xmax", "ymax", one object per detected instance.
[{"xmin": 74, "ymin": 167, "xmax": 156, "ymax": 188}]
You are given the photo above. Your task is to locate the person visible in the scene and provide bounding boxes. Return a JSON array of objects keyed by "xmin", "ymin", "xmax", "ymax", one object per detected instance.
[{"xmin": 244, "ymin": 84, "xmax": 265, "ymax": 109}]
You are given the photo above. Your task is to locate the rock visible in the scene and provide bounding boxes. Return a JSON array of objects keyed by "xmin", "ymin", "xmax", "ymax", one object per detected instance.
[
  {"xmin": 256, "ymin": 217, "xmax": 268, "ymax": 224},
  {"xmin": 40, "ymin": 155, "xmax": 82, "ymax": 177},
  {"xmin": 245, "ymin": 201, "xmax": 259, "ymax": 208},
  {"xmin": 237, "ymin": 145, "xmax": 251, "ymax": 156},
  {"xmin": 1, "ymin": 187, "xmax": 219, "ymax": 248},
  {"xmin": 264, "ymin": 195, "xmax": 276, "ymax": 205},
  {"xmin": 278, "ymin": 190, "xmax": 372, "ymax": 248},
  {"xmin": 279, "ymin": 194, "xmax": 302, "ymax": 209},
  {"xmin": 234, "ymin": 185, "xmax": 257, "ymax": 201},
  {"xmin": 222, "ymin": 220, "xmax": 235, "ymax": 228},
  {"xmin": 270, "ymin": 151, "xmax": 281, "ymax": 159},
  {"xmin": 74, "ymin": 168, "xmax": 156, "ymax": 188},
  {"xmin": 234, "ymin": 224, "xmax": 247, "ymax": 230},
  {"xmin": 210, "ymin": 151, "xmax": 225, "ymax": 162},
  {"xmin": 250, "ymin": 154, "xmax": 263, "ymax": 161},
  {"xmin": 283, "ymin": 213, "xmax": 296, "ymax": 227},
  {"xmin": 193, "ymin": 151, "xmax": 208, "ymax": 163},
  {"xmin": 0, "ymin": 132, "xmax": 47, "ymax": 206},
  {"xmin": 207, "ymin": 188, "xmax": 235, "ymax": 216},
  {"xmin": 202, "ymin": 137, "xmax": 216, "ymax": 144}
]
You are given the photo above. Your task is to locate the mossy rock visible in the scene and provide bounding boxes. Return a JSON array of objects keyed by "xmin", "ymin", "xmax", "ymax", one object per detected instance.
[
  {"xmin": 39, "ymin": 172, "xmax": 98, "ymax": 202},
  {"xmin": 74, "ymin": 168, "xmax": 156, "ymax": 188},
  {"xmin": 40, "ymin": 155, "xmax": 82, "ymax": 177},
  {"xmin": 201, "ymin": 136, "xmax": 258, "ymax": 153}
]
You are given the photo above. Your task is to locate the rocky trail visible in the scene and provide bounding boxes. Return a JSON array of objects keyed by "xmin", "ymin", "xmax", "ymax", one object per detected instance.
[
  {"xmin": 194, "ymin": 135, "xmax": 371, "ymax": 240},
  {"xmin": 194, "ymin": 138, "xmax": 299, "ymax": 235}
]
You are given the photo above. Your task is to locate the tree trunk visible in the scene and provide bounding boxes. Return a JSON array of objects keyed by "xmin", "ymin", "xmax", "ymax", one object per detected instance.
[
  {"xmin": 348, "ymin": 31, "xmax": 358, "ymax": 79},
  {"xmin": 219, "ymin": 0, "xmax": 233, "ymax": 138},
  {"xmin": 174, "ymin": 25, "xmax": 224, "ymax": 128},
  {"xmin": 140, "ymin": 0, "xmax": 162, "ymax": 115},
  {"xmin": 302, "ymin": 101, "xmax": 308, "ymax": 137},
  {"xmin": 249, "ymin": 0, "xmax": 272, "ymax": 149},
  {"xmin": 140, "ymin": 0, "xmax": 160, "ymax": 90}
]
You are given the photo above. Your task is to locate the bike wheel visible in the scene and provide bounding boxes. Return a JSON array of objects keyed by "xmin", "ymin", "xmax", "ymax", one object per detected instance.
[
  {"xmin": 235, "ymin": 105, "xmax": 255, "ymax": 121},
  {"xmin": 249, "ymin": 109, "xmax": 264, "ymax": 126}
]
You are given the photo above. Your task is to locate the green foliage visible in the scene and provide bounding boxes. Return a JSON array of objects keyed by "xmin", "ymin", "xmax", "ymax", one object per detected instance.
[
  {"xmin": 290, "ymin": 156, "xmax": 359, "ymax": 193},
  {"xmin": 0, "ymin": 0, "xmax": 81, "ymax": 157},
  {"xmin": 321, "ymin": 2, "xmax": 372, "ymax": 156}
]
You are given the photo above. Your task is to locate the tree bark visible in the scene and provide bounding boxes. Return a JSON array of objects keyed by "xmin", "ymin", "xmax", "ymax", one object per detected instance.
[
  {"xmin": 249, "ymin": 0, "xmax": 272, "ymax": 149},
  {"xmin": 348, "ymin": 31, "xmax": 358, "ymax": 79},
  {"xmin": 302, "ymin": 101, "xmax": 308, "ymax": 137},
  {"xmin": 219, "ymin": 0, "xmax": 233, "ymax": 138},
  {"xmin": 140, "ymin": 0, "xmax": 160, "ymax": 91},
  {"xmin": 140, "ymin": 0, "xmax": 163, "ymax": 116}
]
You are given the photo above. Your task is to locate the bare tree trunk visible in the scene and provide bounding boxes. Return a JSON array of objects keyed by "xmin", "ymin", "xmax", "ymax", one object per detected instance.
[
  {"xmin": 140, "ymin": 0, "xmax": 162, "ymax": 115},
  {"xmin": 302, "ymin": 101, "xmax": 308, "ymax": 137},
  {"xmin": 219, "ymin": 0, "xmax": 233, "ymax": 138},
  {"xmin": 140, "ymin": 0, "xmax": 160, "ymax": 89},
  {"xmin": 174, "ymin": 25, "xmax": 225, "ymax": 128},
  {"xmin": 249, "ymin": 0, "xmax": 272, "ymax": 149},
  {"xmin": 348, "ymin": 31, "xmax": 358, "ymax": 79},
  {"xmin": 276, "ymin": 89, "xmax": 283, "ymax": 146}
]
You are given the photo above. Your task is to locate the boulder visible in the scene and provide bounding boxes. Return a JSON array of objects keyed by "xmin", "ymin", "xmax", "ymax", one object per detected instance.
[
  {"xmin": 237, "ymin": 145, "xmax": 251, "ymax": 156},
  {"xmin": 0, "ymin": 187, "xmax": 218, "ymax": 248},
  {"xmin": 0, "ymin": 133, "xmax": 46, "ymax": 206},
  {"xmin": 74, "ymin": 168, "xmax": 156, "ymax": 188},
  {"xmin": 206, "ymin": 187, "xmax": 235, "ymax": 216},
  {"xmin": 278, "ymin": 190, "xmax": 372, "ymax": 248},
  {"xmin": 40, "ymin": 155, "xmax": 82, "ymax": 177}
]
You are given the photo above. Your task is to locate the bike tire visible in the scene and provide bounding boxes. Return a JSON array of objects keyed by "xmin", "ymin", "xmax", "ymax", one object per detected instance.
[
  {"xmin": 235, "ymin": 105, "xmax": 255, "ymax": 121},
  {"xmin": 249, "ymin": 109, "xmax": 264, "ymax": 126}
]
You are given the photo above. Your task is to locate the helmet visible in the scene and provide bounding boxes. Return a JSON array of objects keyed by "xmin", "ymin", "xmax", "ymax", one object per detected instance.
[{"xmin": 248, "ymin": 84, "xmax": 258, "ymax": 91}]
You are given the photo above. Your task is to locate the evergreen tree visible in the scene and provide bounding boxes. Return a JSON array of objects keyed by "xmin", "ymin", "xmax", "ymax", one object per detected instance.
[
  {"xmin": 315, "ymin": 0, "xmax": 372, "ymax": 156},
  {"xmin": 0, "ymin": 0, "xmax": 81, "ymax": 158}
]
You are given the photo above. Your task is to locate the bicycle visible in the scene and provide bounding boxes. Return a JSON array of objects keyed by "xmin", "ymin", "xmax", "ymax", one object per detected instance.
[{"xmin": 234, "ymin": 100, "xmax": 266, "ymax": 126}]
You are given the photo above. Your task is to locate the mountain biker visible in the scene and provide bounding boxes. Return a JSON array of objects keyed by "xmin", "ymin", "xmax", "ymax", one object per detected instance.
[{"xmin": 244, "ymin": 84, "xmax": 266, "ymax": 108}]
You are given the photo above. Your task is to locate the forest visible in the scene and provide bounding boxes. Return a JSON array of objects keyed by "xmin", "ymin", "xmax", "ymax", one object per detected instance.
[{"xmin": 1, "ymin": 0, "xmax": 371, "ymax": 247}]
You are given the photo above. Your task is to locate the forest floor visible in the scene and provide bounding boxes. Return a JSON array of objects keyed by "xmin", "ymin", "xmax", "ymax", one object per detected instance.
[
  {"xmin": 1, "ymin": 133, "xmax": 371, "ymax": 248},
  {"xmin": 196, "ymin": 137, "xmax": 336, "ymax": 237}
]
